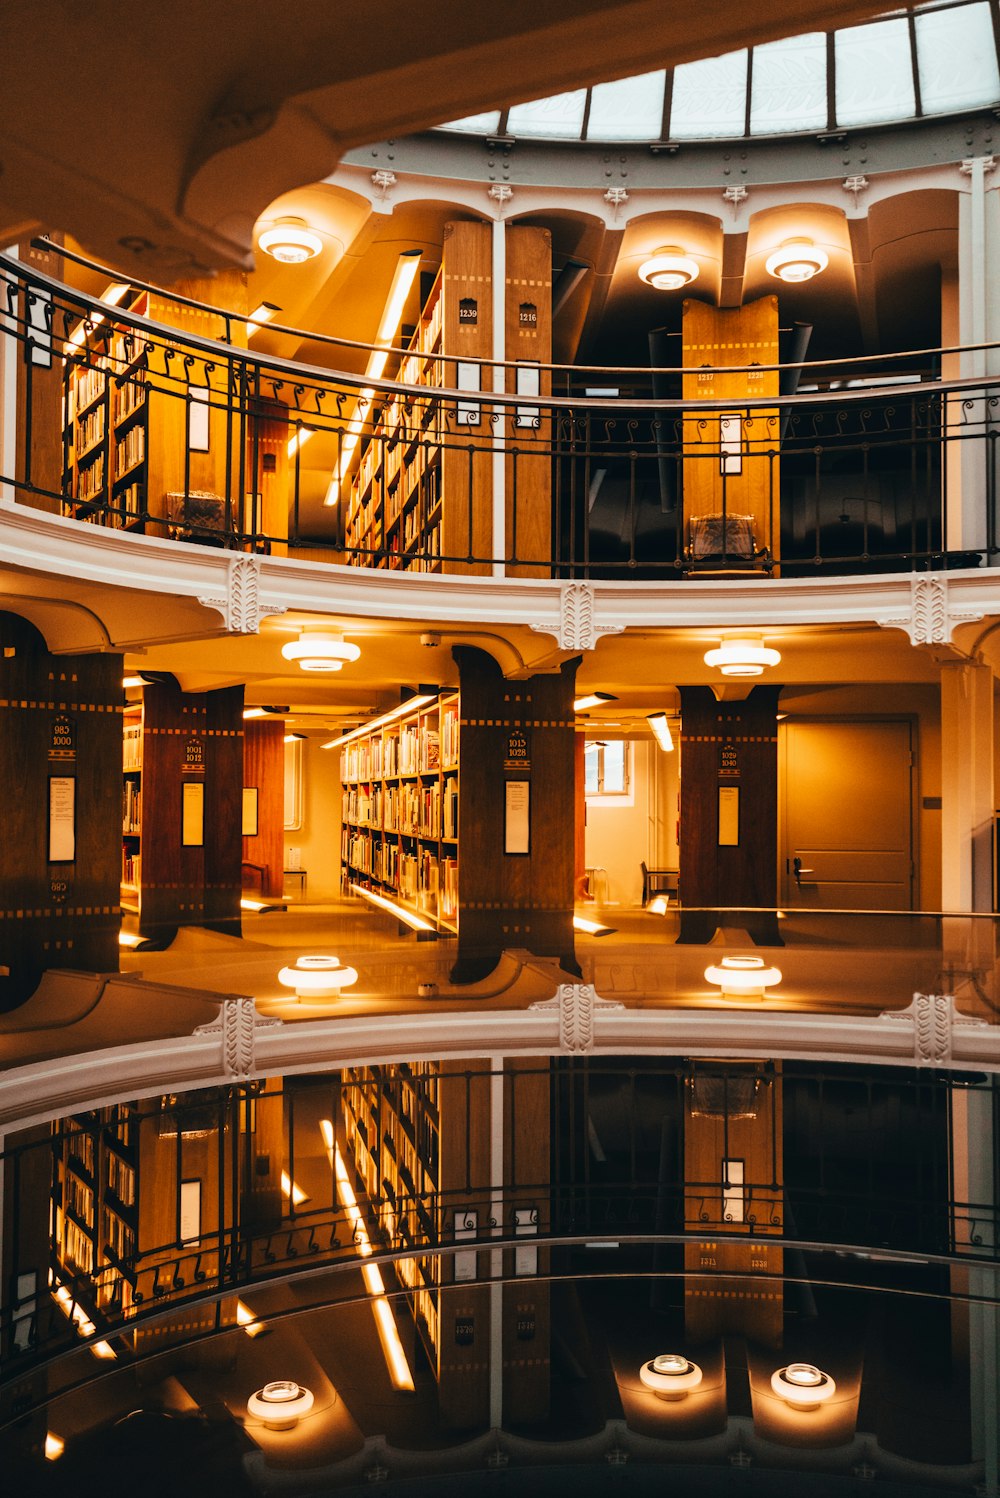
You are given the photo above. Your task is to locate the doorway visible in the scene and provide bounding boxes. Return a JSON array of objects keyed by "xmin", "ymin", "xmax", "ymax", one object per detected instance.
[{"xmin": 779, "ymin": 718, "xmax": 915, "ymax": 909}]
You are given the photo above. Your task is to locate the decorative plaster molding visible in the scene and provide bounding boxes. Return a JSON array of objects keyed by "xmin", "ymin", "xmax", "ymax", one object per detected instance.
[
  {"xmin": 882, "ymin": 992, "xmax": 987, "ymax": 1066},
  {"xmin": 723, "ymin": 184, "xmax": 748, "ymax": 215},
  {"xmin": 960, "ymin": 155, "xmax": 997, "ymax": 176},
  {"xmin": 194, "ymin": 997, "xmax": 283, "ymax": 1079},
  {"xmin": 488, "ymin": 183, "xmax": 514, "ymax": 207},
  {"xmin": 370, "ymin": 169, "xmax": 397, "ymax": 198},
  {"xmin": 530, "ymin": 581, "xmax": 625, "ymax": 651},
  {"xmin": 842, "ymin": 174, "xmax": 869, "ymax": 206},
  {"xmin": 603, "ymin": 186, "xmax": 629, "ymax": 216},
  {"xmin": 529, "ymin": 983, "xmax": 624, "ymax": 1054},
  {"xmin": 199, "ymin": 554, "xmax": 285, "ymax": 634},
  {"xmin": 876, "ymin": 575, "xmax": 983, "ymax": 647}
]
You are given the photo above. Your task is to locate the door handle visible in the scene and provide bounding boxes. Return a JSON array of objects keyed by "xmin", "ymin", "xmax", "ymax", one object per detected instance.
[{"xmin": 791, "ymin": 856, "xmax": 815, "ymax": 887}]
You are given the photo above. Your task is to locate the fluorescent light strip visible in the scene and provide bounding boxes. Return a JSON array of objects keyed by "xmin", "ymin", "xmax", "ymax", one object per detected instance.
[
  {"xmin": 574, "ymin": 692, "xmax": 617, "ymax": 712},
  {"xmin": 281, "ymin": 1170, "xmax": 310, "ymax": 1206},
  {"xmin": 240, "ymin": 897, "xmax": 269, "ymax": 913},
  {"xmin": 573, "ymin": 914, "xmax": 615, "ymax": 936},
  {"xmin": 118, "ymin": 930, "xmax": 143, "ymax": 949},
  {"xmin": 52, "ymin": 1284, "xmax": 116, "ymax": 1359},
  {"xmin": 287, "ymin": 426, "xmax": 314, "ymax": 457},
  {"xmin": 45, "ymin": 1434, "xmax": 65, "ymax": 1461},
  {"xmin": 236, "ymin": 1298, "xmax": 267, "ymax": 1337},
  {"xmin": 65, "ymin": 282, "xmax": 131, "ymax": 352},
  {"xmin": 321, "ymin": 693, "xmax": 437, "ymax": 752},
  {"xmin": 350, "ymin": 883, "xmax": 435, "ymax": 933},
  {"xmin": 247, "ymin": 301, "xmax": 280, "ymax": 338},
  {"xmin": 320, "ymin": 1122, "xmax": 415, "ymax": 1392},
  {"xmin": 324, "ymin": 252, "xmax": 422, "ymax": 506},
  {"xmin": 647, "ymin": 712, "xmax": 675, "ymax": 752}
]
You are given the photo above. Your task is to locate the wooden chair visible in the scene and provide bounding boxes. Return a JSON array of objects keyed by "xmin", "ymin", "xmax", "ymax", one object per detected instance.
[{"xmin": 641, "ymin": 861, "xmax": 677, "ymax": 906}]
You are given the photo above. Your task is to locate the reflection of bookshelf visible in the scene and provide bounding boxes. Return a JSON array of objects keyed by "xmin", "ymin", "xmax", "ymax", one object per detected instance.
[
  {"xmin": 121, "ymin": 704, "xmax": 142, "ymax": 912},
  {"xmin": 51, "ymin": 1104, "xmax": 139, "ymax": 1322},
  {"xmin": 340, "ymin": 691, "xmax": 460, "ymax": 930}
]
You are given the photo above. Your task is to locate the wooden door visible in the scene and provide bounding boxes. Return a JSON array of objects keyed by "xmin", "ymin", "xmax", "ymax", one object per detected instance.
[{"xmin": 780, "ymin": 719, "xmax": 915, "ymax": 909}]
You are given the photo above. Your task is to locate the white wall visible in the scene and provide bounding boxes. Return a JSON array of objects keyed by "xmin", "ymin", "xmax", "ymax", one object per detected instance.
[
  {"xmin": 584, "ymin": 739, "xmax": 679, "ymax": 907},
  {"xmin": 284, "ymin": 734, "xmax": 342, "ymax": 901}
]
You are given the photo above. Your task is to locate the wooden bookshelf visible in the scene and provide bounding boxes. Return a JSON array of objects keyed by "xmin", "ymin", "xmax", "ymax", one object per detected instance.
[
  {"xmin": 51, "ymin": 1104, "xmax": 139, "ymax": 1321},
  {"xmin": 340, "ymin": 691, "xmax": 460, "ymax": 930}
]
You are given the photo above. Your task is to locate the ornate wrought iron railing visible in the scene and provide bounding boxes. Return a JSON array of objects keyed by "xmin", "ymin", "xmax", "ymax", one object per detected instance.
[{"xmin": 2, "ymin": 249, "xmax": 999, "ymax": 577}]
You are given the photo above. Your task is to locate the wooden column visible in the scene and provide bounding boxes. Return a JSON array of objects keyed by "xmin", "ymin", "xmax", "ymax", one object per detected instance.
[
  {"xmin": 15, "ymin": 237, "xmax": 64, "ymax": 513},
  {"xmin": 441, "ymin": 220, "xmax": 493, "ymax": 573},
  {"xmin": 204, "ymin": 684, "xmax": 244, "ymax": 931},
  {"xmin": 0, "ymin": 611, "xmax": 120, "ymax": 1006},
  {"xmin": 505, "ymin": 225, "xmax": 552, "ymax": 576},
  {"xmin": 242, "ymin": 719, "xmax": 285, "ymax": 899},
  {"xmin": 454, "ymin": 646, "xmax": 578, "ymax": 972},
  {"xmin": 678, "ymin": 685, "xmax": 781, "ymax": 938}
]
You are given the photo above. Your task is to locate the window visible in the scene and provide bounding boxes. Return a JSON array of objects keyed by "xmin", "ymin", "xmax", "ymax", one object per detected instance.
[{"xmin": 585, "ymin": 739, "xmax": 630, "ymax": 796}]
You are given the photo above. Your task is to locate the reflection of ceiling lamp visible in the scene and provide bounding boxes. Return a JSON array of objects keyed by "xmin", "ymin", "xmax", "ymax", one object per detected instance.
[
  {"xmin": 640, "ymin": 1353, "xmax": 704, "ymax": 1399},
  {"xmin": 247, "ymin": 300, "xmax": 281, "ymax": 337},
  {"xmin": 574, "ymin": 692, "xmax": 617, "ymax": 712},
  {"xmin": 765, "ymin": 238, "xmax": 829, "ymax": 284},
  {"xmin": 258, "ymin": 220, "xmax": 323, "ymax": 264},
  {"xmin": 647, "ymin": 712, "xmax": 675, "ymax": 752},
  {"xmin": 247, "ymin": 1380, "xmax": 315, "ymax": 1429},
  {"xmin": 770, "ymin": 1363, "xmax": 836, "ymax": 1410},
  {"xmin": 704, "ymin": 954, "xmax": 782, "ymax": 1000},
  {"xmin": 281, "ymin": 630, "xmax": 361, "ymax": 673},
  {"xmin": 278, "ymin": 954, "xmax": 358, "ymax": 997},
  {"xmin": 638, "ymin": 247, "xmax": 700, "ymax": 291},
  {"xmin": 703, "ymin": 634, "xmax": 781, "ymax": 678}
]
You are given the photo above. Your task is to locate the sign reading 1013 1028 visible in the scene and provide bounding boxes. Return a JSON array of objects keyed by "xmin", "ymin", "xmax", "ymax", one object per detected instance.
[{"xmin": 504, "ymin": 730, "xmax": 530, "ymax": 772}]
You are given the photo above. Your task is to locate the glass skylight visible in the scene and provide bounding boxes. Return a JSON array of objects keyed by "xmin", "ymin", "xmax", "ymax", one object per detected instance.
[{"xmin": 436, "ymin": 0, "xmax": 1000, "ymax": 144}]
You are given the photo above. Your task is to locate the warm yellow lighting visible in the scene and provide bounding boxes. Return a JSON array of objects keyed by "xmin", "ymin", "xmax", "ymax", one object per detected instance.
[
  {"xmin": 247, "ymin": 1380, "xmax": 315, "ymax": 1427},
  {"xmin": 281, "ymin": 630, "xmax": 361, "ymax": 673},
  {"xmin": 277, "ymin": 954, "xmax": 358, "ymax": 996},
  {"xmin": 704, "ymin": 954, "xmax": 782, "ymax": 1000},
  {"xmin": 45, "ymin": 1433, "xmax": 65, "ymax": 1461},
  {"xmin": 765, "ymin": 238, "xmax": 829, "ymax": 284},
  {"xmin": 52, "ymin": 1283, "xmax": 117, "ymax": 1358},
  {"xmin": 243, "ymin": 706, "xmax": 269, "ymax": 719},
  {"xmin": 65, "ymin": 283, "xmax": 131, "ymax": 352},
  {"xmin": 638, "ymin": 248, "xmax": 700, "ymax": 291},
  {"xmin": 287, "ymin": 426, "xmax": 314, "ymax": 457},
  {"xmin": 350, "ymin": 883, "xmax": 435, "ymax": 932},
  {"xmin": 574, "ymin": 692, "xmax": 617, "ymax": 712},
  {"xmin": 647, "ymin": 895, "xmax": 669, "ymax": 915},
  {"xmin": 640, "ymin": 1354, "xmax": 704, "ymax": 1398},
  {"xmin": 247, "ymin": 301, "xmax": 280, "ymax": 337},
  {"xmin": 258, "ymin": 221, "xmax": 323, "ymax": 264},
  {"xmin": 284, "ymin": 732, "xmax": 307, "ymax": 743},
  {"xmin": 321, "ymin": 1125, "xmax": 415, "ymax": 1392},
  {"xmin": 118, "ymin": 930, "xmax": 143, "ymax": 948},
  {"xmin": 771, "ymin": 1362, "xmax": 836, "ymax": 1408},
  {"xmin": 281, "ymin": 1171, "xmax": 310, "ymax": 1206},
  {"xmin": 321, "ymin": 694, "xmax": 437, "ymax": 751},
  {"xmin": 324, "ymin": 251, "xmax": 422, "ymax": 506},
  {"xmin": 236, "ymin": 1299, "xmax": 267, "ymax": 1337},
  {"xmin": 647, "ymin": 712, "xmax": 675, "ymax": 752},
  {"xmin": 703, "ymin": 635, "xmax": 781, "ymax": 677},
  {"xmin": 573, "ymin": 914, "xmax": 614, "ymax": 936},
  {"xmin": 122, "ymin": 674, "xmax": 146, "ymax": 689},
  {"xmin": 91, "ymin": 1339, "xmax": 117, "ymax": 1360},
  {"xmin": 240, "ymin": 897, "xmax": 269, "ymax": 913}
]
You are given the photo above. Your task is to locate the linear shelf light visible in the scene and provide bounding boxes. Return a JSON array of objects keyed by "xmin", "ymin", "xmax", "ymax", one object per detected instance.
[
  {"xmin": 350, "ymin": 882, "xmax": 435, "ymax": 933},
  {"xmin": 703, "ymin": 634, "xmax": 780, "ymax": 678},
  {"xmin": 320, "ymin": 1121, "xmax": 415, "ymax": 1392},
  {"xmin": 647, "ymin": 712, "xmax": 675, "ymax": 752},
  {"xmin": 281, "ymin": 630, "xmax": 360, "ymax": 674},
  {"xmin": 321, "ymin": 693, "xmax": 437, "ymax": 751},
  {"xmin": 324, "ymin": 250, "xmax": 423, "ymax": 506},
  {"xmin": 574, "ymin": 692, "xmax": 617, "ymax": 712}
]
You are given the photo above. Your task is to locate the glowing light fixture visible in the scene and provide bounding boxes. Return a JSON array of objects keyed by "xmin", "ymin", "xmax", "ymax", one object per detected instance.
[
  {"xmin": 281, "ymin": 1171, "xmax": 310, "ymax": 1206},
  {"xmin": 122, "ymin": 674, "xmax": 147, "ymax": 690},
  {"xmin": 320, "ymin": 1121, "xmax": 416, "ymax": 1391},
  {"xmin": 284, "ymin": 732, "xmax": 307, "ymax": 743},
  {"xmin": 640, "ymin": 1353, "xmax": 704, "ymax": 1399},
  {"xmin": 258, "ymin": 219, "xmax": 323, "ymax": 264},
  {"xmin": 118, "ymin": 930, "xmax": 143, "ymax": 949},
  {"xmin": 638, "ymin": 247, "xmax": 700, "ymax": 291},
  {"xmin": 51, "ymin": 1283, "xmax": 116, "ymax": 1359},
  {"xmin": 351, "ymin": 882, "xmax": 435, "ymax": 932},
  {"xmin": 45, "ymin": 1433, "xmax": 65, "ymax": 1461},
  {"xmin": 277, "ymin": 953, "xmax": 358, "ymax": 998},
  {"xmin": 770, "ymin": 1362, "xmax": 836, "ymax": 1409},
  {"xmin": 240, "ymin": 897, "xmax": 269, "ymax": 913},
  {"xmin": 574, "ymin": 692, "xmax": 617, "ymax": 712},
  {"xmin": 236, "ymin": 1299, "xmax": 267, "ymax": 1337},
  {"xmin": 703, "ymin": 635, "xmax": 781, "ymax": 678},
  {"xmin": 65, "ymin": 282, "xmax": 131, "ymax": 352},
  {"xmin": 286, "ymin": 425, "xmax": 314, "ymax": 457},
  {"xmin": 243, "ymin": 706, "xmax": 269, "ymax": 719},
  {"xmin": 765, "ymin": 238, "xmax": 829, "ymax": 284},
  {"xmin": 322, "ymin": 694, "xmax": 437, "ymax": 751},
  {"xmin": 704, "ymin": 954, "xmax": 782, "ymax": 1000},
  {"xmin": 281, "ymin": 630, "xmax": 361, "ymax": 673},
  {"xmin": 247, "ymin": 301, "xmax": 280, "ymax": 337},
  {"xmin": 247, "ymin": 1379, "xmax": 315, "ymax": 1428},
  {"xmin": 573, "ymin": 914, "xmax": 615, "ymax": 936},
  {"xmin": 647, "ymin": 712, "xmax": 675, "ymax": 752},
  {"xmin": 324, "ymin": 250, "xmax": 423, "ymax": 505}
]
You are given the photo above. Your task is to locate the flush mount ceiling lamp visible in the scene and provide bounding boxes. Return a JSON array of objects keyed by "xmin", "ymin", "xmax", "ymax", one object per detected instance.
[
  {"xmin": 703, "ymin": 634, "xmax": 781, "ymax": 678},
  {"xmin": 258, "ymin": 219, "xmax": 324, "ymax": 264},
  {"xmin": 704, "ymin": 954, "xmax": 782, "ymax": 1001},
  {"xmin": 770, "ymin": 1363, "xmax": 836, "ymax": 1410},
  {"xmin": 638, "ymin": 246, "xmax": 700, "ymax": 292},
  {"xmin": 765, "ymin": 237, "xmax": 829, "ymax": 284},
  {"xmin": 281, "ymin": 629, "xmax": 361, "ymax": 673},
  {"xmin": 278, "ymin": 954, "xmax": 358, "ymax": 998},
  {"xmin": 640, "ymin": 1353, "xmax": 704, "ymax": 1400}
]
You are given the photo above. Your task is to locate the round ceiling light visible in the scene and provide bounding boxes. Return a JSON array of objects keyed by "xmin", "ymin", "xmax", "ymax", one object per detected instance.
[
  {"xmin": 281, "ymin": 630, "xmax": 361, "ymax": 673},
  {"xmin": 704, "ymin": 954, "xmax": 782, "ymax": 1000},
  {"xmin": 277, "ymin": 954, "xmax": 358, "ymax": 998},
  {"xmin": 703, "ymin": 635, "xmax": 781, "ymax": 677},
  {"xmin": 258, "ymin": 220, "xmax": 324, "ymax": 265},
  {"xmin": 765, "ymin": 238, "xmax": 829, "ymax": 284},
  {"xmin": 770, "ymin": 1363, "xmax": 836, "ymax": 1410},
  {"xmin": 638, "ymin": 247, "xmax": 700, "ymax": 292},
  {"xmin": 640, "ymin": 1353, "xmax": 704, "ymax": 1400}
]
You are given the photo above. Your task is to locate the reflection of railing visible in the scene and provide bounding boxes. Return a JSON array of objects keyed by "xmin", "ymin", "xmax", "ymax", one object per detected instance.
[{"xmin": 2, "ymin": 251, "xmax": 999, "ymax": 577}]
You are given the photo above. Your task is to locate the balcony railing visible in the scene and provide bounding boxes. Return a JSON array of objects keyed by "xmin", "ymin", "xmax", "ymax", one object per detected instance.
[{"xmin": 2, "ymin": 248, "xmax": 999, "ymax": 578}]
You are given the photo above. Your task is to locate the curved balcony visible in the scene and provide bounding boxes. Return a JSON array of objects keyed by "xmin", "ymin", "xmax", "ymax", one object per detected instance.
[{"xmin": 4, "ymin": 247, "xmax": 999, "ymax": 592}]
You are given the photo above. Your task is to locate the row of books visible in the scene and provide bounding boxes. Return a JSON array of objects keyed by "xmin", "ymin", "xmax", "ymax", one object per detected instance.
[
  {"xmin": 76, "ymin": 405, "xmax": 106, "ymax": 459},
  {"xmin": 114, "ymin": 422, "xmax": 145, "ymax": 479},
  {"xmin": 123, "ymin": 722, "xmax": 142, "ymax": 771},
  {"xmin": 113, "ymin": 374, "xmax": 146, "ymax": 425},
  {"xmin": 76, "ymin": 453, "xmax": 106, "ymax": 502},
  {"xmin": 122, "ymin": 780, "xmax": 141, "ymax": 833},
  {"xmin": 72, "ymin": 365, "xmax": 106, "ymax": 418}
]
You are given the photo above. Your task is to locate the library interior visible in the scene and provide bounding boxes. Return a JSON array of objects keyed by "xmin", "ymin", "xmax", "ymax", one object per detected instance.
[{"xmin": 2, "ymin": 2, "xmax": 1000, "ymax": 1494}]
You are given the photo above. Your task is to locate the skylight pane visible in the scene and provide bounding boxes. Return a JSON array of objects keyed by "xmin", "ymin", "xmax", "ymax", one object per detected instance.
[
  {"xmin": 508, "ymin": 91, "xmax": 588, "ymax": 139},
  {"xmin": 835, "ymin": 17, "xmax": 915, "ymax": 126},
  {"xmin": 442, "ymin": 112, "xmax": 502, "ymax": 135},
  {"xmin": 670, "ymin": 51, "xmax": 748, "ymax": 139},
  {"xmin": 916, "ymin": 2, "xmax": 1000, "ymax": 114},
  {"xmin": 750, "ymin": 33, "xmax": 828, "ymax": 134},
  {"xmin": 587, "ymin": 71, "xmax": 666, "ymax": 140}
]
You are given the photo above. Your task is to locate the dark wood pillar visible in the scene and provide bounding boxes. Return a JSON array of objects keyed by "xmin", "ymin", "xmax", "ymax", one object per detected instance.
[
  {"xmin": 204, "ymin": 684, "xmax": 244, "ymax": 932},
  {"xmin": 454, "ymin": 646, "xmax": 578, "ymax": 977},
  {"xmin": 678, "ymin": 685, "xmax": 781, "ymax": 943},
  {"xmin": 0, "ymin": 611, "xmax": 120, "ymax": 1006},
  {"xmin": 242, "ymin": 719, "xmax": 285, "ymax": 900}
]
